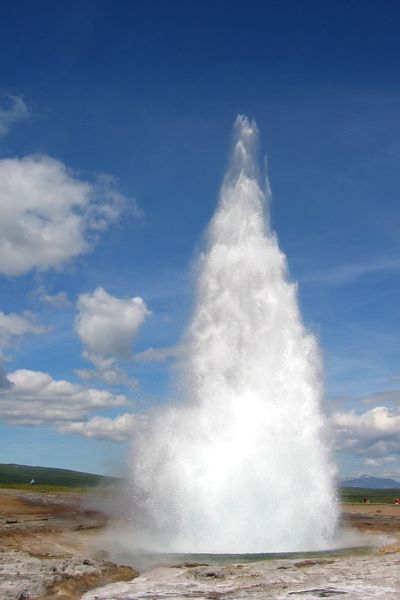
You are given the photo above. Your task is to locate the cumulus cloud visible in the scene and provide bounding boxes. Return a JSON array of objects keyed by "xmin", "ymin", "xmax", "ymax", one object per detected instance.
[
  {"xmin": 0, "ymin": 155, "xmax": 137, "ymax": 276},
  {"xmin": 75, "ymin": 287, "xmax": 150, "ymax": 363},
  {"xmin": 333, "ymin": 406, "xmax": 400, "ymax": 438},
  {"xmin": 0, "ymin": 368, "xmax": 127, "ymax": 427},
  {"xmin": 59, "ymin": 413, "xmax": 136, "ymax": 443},
  {"xmin": 0, "ymin": 95, "xmax": 29, "ymax": 137},
  {"xmin": 332, "ymin": 405, "xmax": 400, "ymax": 460},
  {"xmin": 0, "ymin": 310, "xmax": 46, "ymax": 351}
]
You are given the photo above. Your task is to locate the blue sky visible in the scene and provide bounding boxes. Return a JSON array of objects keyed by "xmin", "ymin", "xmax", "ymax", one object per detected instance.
[{"xmin": 0, "ymin": 0, "xmax": 399, "ymax": 478}]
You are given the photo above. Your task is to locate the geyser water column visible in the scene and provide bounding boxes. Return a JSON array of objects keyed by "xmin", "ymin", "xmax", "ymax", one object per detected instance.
[{"xmin": 129, "ymin": 116, "xmax": 338, "ymax": 553}]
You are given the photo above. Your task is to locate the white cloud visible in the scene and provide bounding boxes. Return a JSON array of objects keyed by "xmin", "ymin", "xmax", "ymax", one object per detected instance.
[
  {"xmin": 0, "ymin": 368, "xmax": 128, "ymax": 427},
  {"xmin": 332, "ymin": 405, "xmax": 400, "ymax": 458},
  {"xmin": 0, "ymin": 155, "xmax": 137, "ymax": 276},
  {"xmin": 59, "ymin": 413, "xmax": 136, "ymax": 443},
  {"xmin": 134, "ymin": 345, "xmax": 183, "ymax": 363},
  {"xmin": 0, "ymin": 95, "xmax": 29, "ymax": 137},
  {"xmin": 75, "ymin": 287, "xmax": 150, "ymax": 362},
  {"xmin": 333, "ymin": 406, "xmax": 400, "ymax": 437},
  {"xmin": 0, "ymin": 310, "xmax": 46, "ymax": 351}
]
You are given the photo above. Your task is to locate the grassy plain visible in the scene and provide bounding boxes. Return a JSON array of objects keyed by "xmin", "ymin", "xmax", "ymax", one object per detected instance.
[
  {"xmin": 1, "ymin": 464, "xmax": 399, "ymax": 503},
  {"xmin": 0, "ymin": 463, "xmax": 116, "ymax": 493},
  {"xmin": 340, "ymin": 487, "xmax": 400, "ymax": 504}
]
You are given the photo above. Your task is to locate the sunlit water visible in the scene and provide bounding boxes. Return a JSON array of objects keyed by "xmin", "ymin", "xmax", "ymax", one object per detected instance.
[{"xmin": 127, "ymin": 116, "xmax": 338, "ymax": 554}]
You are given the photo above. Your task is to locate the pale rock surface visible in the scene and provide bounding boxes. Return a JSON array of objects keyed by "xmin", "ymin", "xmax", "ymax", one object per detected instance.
[{"xmin": 82, "ymin": 552, "xmax": 400, "ymax": 600}]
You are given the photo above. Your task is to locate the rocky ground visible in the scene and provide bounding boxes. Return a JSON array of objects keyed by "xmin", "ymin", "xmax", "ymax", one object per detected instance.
[
  {"xmin": 1, "ymin": 488, "xmax": 399, "ymax": 599},
  {"xmin": 81, "ymin": 550, "xmax": 400, "ymax": 600},
  {"xmin": 0, "ymin": 488, "xmax": 137, "ymax": 599}
]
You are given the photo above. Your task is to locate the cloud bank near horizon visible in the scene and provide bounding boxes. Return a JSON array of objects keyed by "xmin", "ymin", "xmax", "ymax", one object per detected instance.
[
  {"xmin": 0, "ymin": 367, "xmax": 128, "ymax": 428},
  {"xmin": 60, "ymin": 413, "xmax": 137, "ymax": 443}
]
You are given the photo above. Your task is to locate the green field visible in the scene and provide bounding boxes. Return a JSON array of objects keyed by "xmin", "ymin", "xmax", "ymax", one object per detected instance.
[
  {"xmin": 0, "ymin": 463, "xmax": 117, "ymax": 492},
  {"xmin": 340, "ymin": 487, "xmax": 400, "ymax": 504},
  {"xmin": 1, "ymin": 464, "xmax": 399, "ymax": 501}
]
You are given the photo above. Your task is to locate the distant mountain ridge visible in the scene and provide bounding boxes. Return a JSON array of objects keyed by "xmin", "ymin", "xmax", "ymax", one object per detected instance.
[{"xmin": 341, "ymin": 474, "xmax": 400, "ymax": 489}]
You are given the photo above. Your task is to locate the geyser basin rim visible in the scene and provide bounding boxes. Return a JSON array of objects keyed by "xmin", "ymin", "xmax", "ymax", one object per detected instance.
[
  {"xmin": 130, "ymin": 547, "xmax": 372, "ymax": 560},
  {"xmin": 111, "ymin": 544, "xmax": 378, "ymax": 572}
]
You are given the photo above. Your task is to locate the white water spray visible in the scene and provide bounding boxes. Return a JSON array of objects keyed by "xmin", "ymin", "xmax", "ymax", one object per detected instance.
[{"xmin": 129, "ymin": 116, "xmax": 338, "ymax": 553}]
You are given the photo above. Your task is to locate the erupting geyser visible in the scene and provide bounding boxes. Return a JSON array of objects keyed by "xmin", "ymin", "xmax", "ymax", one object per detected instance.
[{"xmin": 129, "ymin": 116, "xmax": 338, "ymax": 553}]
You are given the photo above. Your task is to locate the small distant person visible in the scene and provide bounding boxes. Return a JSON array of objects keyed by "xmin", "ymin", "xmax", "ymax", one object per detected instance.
[
  {"xmin": 394, "ymin": 498, "xmax": 400, "ymax": 505},
  {"xmin": 362, "ymin": 497, "xmax": 370, "ymax": 504},
  {"xmin": 29, "ymin": 479, "xmax": 36, "ymax": 485}
]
